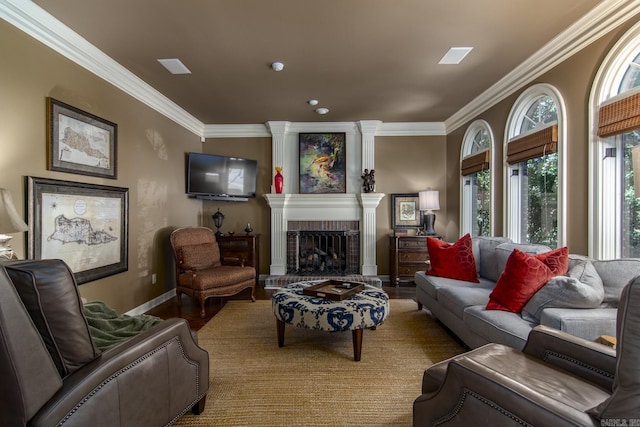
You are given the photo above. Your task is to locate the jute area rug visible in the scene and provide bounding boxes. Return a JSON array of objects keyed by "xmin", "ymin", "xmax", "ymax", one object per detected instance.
[{"xmin": 173, "ymin": 299, "xmax": 465, "ymax": 427}]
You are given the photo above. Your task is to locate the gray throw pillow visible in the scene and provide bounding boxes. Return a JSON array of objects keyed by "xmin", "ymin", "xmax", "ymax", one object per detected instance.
[{"xmin": 522, "ymin": 260, "xmax": 604, "ymax": 323}]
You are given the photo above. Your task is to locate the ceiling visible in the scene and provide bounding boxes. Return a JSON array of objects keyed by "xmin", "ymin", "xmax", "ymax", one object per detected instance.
[{"xmin": 30, "ymin": 0, "xmax": 606, "ymax": 125}]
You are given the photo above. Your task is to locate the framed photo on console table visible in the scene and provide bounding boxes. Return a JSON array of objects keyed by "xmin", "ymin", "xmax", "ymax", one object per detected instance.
[
  {"xmin": 27, "ymin": 176, "xmax": 129, "ymax": 284},
  {"xmin": 391, "ymin": 193, "xmax": 423, "ymax": 230},
  {"xmin": 47, "ymin": 97, "xmax": 118, "ymax": 179},
  {"xmin": 299, "ymin": 132, "xmax": 346, "ymax": 194}
]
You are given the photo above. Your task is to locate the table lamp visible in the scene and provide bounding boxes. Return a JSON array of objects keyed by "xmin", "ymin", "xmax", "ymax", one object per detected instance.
[
  {"xmin": 212, "ymin": 208, "xmax": 225, "ymax": 237},
  {"xmin": 419, "ymin": 189, "xmax": 440, "ymax": 236},
  {"xmin": 0, "ymin": 188, "xmax": 29, "ymax": 258}
]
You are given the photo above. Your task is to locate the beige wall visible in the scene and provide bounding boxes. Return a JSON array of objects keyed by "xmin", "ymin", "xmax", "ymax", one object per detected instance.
[
  {"xmin": 444, "ymin": 17, "xmax": 639, "ymax": 256},
  {"xmin": 201, "ymin": 137, "xmax": 272, "ymax": 274},
  {"xmin": 0, "ymin": 20, "xmax": 201, "ymax": 313},
  {"xmin": 374, "ymin": 135, "xmax": 447, "ymax": 273}
]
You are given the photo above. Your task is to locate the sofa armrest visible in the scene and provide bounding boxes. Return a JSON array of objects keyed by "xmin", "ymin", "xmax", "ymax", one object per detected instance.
[
  {"xmin": 523, "ymin": 325, "xmax": 616, "ymax": 390},
  {"xmin": 413, "ymin": 355, "xmax": 602, "ymax": 427},
  {"xmin": 30, "ymin": 318, "xmax": 209, "ymax": 427}
]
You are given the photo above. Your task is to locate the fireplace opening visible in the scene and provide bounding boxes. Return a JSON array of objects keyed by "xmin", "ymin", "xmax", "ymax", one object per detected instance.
[{"xmin": 287, "ymin": 230, "xmax": 359, "ymax": 275}]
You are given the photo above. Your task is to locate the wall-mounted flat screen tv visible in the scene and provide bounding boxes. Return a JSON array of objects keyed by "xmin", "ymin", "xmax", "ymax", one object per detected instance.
[{"xmin": 186, "ymin": 152, "xmax": 258, "ymax": 201}]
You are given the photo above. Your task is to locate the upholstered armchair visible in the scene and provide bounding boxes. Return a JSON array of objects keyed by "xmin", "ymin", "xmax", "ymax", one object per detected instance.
[
  {"xmin": 413, "ymin": 276, "xmax": 640, "ymax": 426},
  {"xmin": 170, "ymin": 226, "xmax": 256, "ymax": 317},
  {"xmin": 0, "ymin": 259, "xmax": 209, "ymax": 427}
]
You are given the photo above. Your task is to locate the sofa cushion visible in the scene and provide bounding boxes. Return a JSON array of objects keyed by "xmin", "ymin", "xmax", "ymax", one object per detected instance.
[
  {"xmin": 522, "ymin": 274, "xmax": 604, "ymax": 323},
  {"xmin": 495, "ymin": 242, "xmax": 552, "ymax": 275},
  {"xmin": 437, "ymin": 286, "xmax": 492, "ymax": 319},
  {"xmin": 472, "ymin": 236, "xmax": 512, "ymax": 282},
  {"xmin": 591, "ymin": 258, "xmax": 640, "ymax": 307},
  {"xmin": 463, "ymin": 305, "xmax": 536, "ymax": 350},
  {"xmin": 487, "ymin": 248, "xmax": 557, "ymax": 313},
  {"xmin": 534, "ymin": 247, "xmax": 569, "ymax": 275},
  {"xmin": 540, "ymin": 307, "xmax": 617, "ymax": 341},
  {"xmin": 427, "ymin": 234, "xmax": 479, "ymax": 282},
  {"xmin": 415, "ymin": 271, "xmax": 494, "ymax": 300},
  {"xmin": 5, "ymin": 259, "xmax": 101, "ymax": 378}
]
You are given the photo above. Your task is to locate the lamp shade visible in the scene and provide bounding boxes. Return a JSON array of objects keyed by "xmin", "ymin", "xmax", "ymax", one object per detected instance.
[
  {"xmin": 0, "ymin": 188, "xmax": 28, "ymax": 234},
  {"xmin": 419, "ymin": 190, "xmax": 440, "ymax": 211}
]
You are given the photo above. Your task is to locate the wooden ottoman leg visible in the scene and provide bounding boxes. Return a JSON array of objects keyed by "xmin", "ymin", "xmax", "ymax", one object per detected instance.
[
  {"xmin": 352, "ymin": 328, "xmax": 363, "ymax": 362},
  {"xmin": 276, "ymin": 319, "xmax": 286, "ymax": 347}
]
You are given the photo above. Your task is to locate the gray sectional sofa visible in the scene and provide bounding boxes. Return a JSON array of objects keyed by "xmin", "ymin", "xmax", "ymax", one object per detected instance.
[{"xmin": 415, "ymin": 236, "xmax": 640, "ymax": 350}]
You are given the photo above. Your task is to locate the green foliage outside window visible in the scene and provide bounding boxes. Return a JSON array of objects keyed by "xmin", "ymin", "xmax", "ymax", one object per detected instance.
[{"xmin": 622, "ymin": 131, "xmax": 640, "ymax": 257}]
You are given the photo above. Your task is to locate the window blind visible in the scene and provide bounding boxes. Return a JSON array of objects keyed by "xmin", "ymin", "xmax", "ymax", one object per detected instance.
[
  {"xmin": 461, "ymin": 150, "xmax": 490, "ymax": 176},
  {"xmin": 506, "ymin": 125, "xmax": 557, "ymax": 164},
  {"xmin": 598, "ymin": 91, "xmax": 640, "ymax": 137}
]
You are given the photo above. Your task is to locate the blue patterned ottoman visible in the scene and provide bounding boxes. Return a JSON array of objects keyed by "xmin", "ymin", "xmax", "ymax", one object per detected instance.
[{"xmin": 271, "ymin": 281, "xmax": 389, "ymax": 361}]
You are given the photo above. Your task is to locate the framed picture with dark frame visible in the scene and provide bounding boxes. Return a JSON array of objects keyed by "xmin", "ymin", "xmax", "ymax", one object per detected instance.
[
  {"xmin": 27, "ymin": 176, "xmax": 128, "ymax": 284},
  {"xmin": 391, "ymin": 193, "xmax": 424, "ymax": 229},
  {"xmin": 47, "ymin": 97, "xmax": 118, "ymax": 179},
  {"xmin": 299, "ymin": 132, "xmax": 346, "ymax": 194}
]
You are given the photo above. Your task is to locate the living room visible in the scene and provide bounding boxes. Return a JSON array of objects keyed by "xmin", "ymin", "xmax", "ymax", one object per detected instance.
[{"xmin": 1, "ymin": 1, "xmax": 640, "ymax": 424}]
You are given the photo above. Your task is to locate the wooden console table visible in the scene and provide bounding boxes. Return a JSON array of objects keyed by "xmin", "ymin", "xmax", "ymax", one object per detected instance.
[
  {"xmin": 389, "ymin": 235, "xmax": 431, "ymax": 286},
  {"xmin": 216, "ymin": 234, "xmax": 260, "ymax": 285}
]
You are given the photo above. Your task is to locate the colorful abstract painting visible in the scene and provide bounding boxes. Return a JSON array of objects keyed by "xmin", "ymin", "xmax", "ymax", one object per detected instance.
[{"xmin": 299, "ymin": 133, "xmax": 346, "ymax": 193}]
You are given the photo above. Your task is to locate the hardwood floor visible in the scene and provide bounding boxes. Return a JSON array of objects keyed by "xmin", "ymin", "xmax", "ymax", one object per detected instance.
[{"xmin": 145, "ymin": 282, "xmax": 417, "ymax": 331}]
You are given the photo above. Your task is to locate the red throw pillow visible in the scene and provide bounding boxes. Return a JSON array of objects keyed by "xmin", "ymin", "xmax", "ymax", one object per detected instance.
[
  {"xmin": 486, "ymin": 248, "xmax": 555, "ymax": 313},
  {"xmin": 427, "ymin": 233, "xmax": 479, "ymax": 283},
  {"xmin": 535, "ymin": 246, "xmax": 569, "ymax": 275}
]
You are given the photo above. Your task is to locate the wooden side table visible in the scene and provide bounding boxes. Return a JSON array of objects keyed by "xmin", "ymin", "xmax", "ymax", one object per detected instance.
[
  {"xmin": 389, "ymin": 235, "xmax": 431, "ymax": 286},
  {"xmin": 216, "ymin": 234, "xmax": 260, "ymax": 285}
]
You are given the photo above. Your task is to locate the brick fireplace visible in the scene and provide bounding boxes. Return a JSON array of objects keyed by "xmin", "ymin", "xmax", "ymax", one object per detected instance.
[{"xmin": 286, "ymin": 220, "xmax": 360, "ymax": 275}]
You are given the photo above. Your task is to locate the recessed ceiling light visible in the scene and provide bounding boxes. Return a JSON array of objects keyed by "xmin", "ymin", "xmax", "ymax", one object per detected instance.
[
  {"xmin": 271, "ymin": 62, "xmax": 284, "ymax": 71},
  {"xmin": 315, "ymin": 107, "xmax": 329, "ymax": 115},
  {"xmin": 308, "ymin": 99, "xmax": 319, "ymax": 106},
  {"xmin": 438, "ymin": 47, "xmax": 473, "ymax": 65},
  {"xmin": 157, "ymin": 58, "xmax": 191, "ymax": 74}
]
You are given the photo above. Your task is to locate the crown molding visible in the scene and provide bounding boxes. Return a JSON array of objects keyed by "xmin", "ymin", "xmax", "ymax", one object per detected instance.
[
  {"xmin": 376, "ymin": 122, "xmax": 446, "ymax": 136},
  {"xmin": 0, "ymin": 0, "xmax": 205, "ymax": 136},
  {"xmin": 4, "ymin": 0, "xmax": 639, "ymax": 139},
  {"xmin": 445, "ymin": 0, "xmax": 640, "ymax": 133}
]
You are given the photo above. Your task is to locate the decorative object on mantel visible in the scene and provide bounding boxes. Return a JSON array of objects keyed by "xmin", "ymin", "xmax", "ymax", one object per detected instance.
[
  {"xmin": 391, "ymin": 193, "xmax": 423, "ymax": 230},
  {"xmin": 299, "ymin": 133, "xmax": 346, "ymax": 194},
  {"xmin": 0, "ymin": 188, "xmax": 29, "ymax": 260},
  {"xmin": 274, "ymin": 166, "xmax": 283, "ymax": 194},
  {"xmin": 362, "ymin": 169, "xmax": 376, "ymax": 193},
  {"xmin": 419, "ymin": 189, "xmax": 440, "ymax": 236},
  {"xmin": 212, "ymin": 208, "xmax": 225, "ymax": 237},
  {"xmin": 244, "ymin": 223, "xmax": 253, "ymax": 235}
]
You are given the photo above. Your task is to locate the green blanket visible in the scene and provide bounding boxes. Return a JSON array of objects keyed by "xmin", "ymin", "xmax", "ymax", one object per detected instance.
[{"xmin": 83, "ymin": 301, "xmax": 162, "ymax": 351}]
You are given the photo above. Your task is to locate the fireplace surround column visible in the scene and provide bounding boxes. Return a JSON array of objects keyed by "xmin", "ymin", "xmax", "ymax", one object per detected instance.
[{"xmin": 358, "ymin": 193, "xmax": 384, "ymax": 275}]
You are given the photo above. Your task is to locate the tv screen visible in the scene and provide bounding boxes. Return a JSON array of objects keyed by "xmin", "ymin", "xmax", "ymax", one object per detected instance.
[{"xmin": 186, "ymin": 152, "xmax": 258, "ymax": 199}]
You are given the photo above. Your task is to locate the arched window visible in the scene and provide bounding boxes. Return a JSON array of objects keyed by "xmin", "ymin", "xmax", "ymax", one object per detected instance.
[
  {"xmin": 505, "ymin": 84, "xmax": 566, "ymax": 247},
  {"xmin": 590, "ymin": 21, "xmax": 640, "ymax": 259},
  {"xmin": 460, "ymin": 120, "xmax": 493, "ymax": 236}
]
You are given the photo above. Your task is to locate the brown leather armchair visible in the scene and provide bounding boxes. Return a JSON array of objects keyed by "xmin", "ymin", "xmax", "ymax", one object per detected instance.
[
  {"xmin": 170, "ymin": 226, "xmax": 256, "ymax": 317},
  {"xmin": 413, "ymin": 276, "xmax": 640, "ymax": 426},
  {"xmin": 0, "ymin": 259, "xmax": 209, "ymax": 427}
]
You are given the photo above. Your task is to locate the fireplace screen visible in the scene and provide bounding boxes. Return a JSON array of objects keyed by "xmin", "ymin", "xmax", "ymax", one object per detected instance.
[{"xmin": 287, "ymin": 230, "xmax": 359, "ymax": 275}]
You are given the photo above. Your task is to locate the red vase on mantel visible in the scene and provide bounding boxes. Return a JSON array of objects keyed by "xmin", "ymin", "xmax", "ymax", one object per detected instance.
[{"xmin": 274, "ymin": 167, "xmax": 283, "ymax": 194}]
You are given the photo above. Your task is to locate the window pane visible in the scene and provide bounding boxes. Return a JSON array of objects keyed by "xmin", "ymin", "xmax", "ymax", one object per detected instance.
[
  {"xmin": 619, "ymin": 51, "xmax": 640, "ymax": 93},
  {"xmin": 524, "ymin": 153, "xmax": 558, "ymax": 247},
  {"xmin": 471, "ymin": 129, "xmax": 490, "ymax": 154},
  {"xmin": 472, "ymin": 169, "xmax": 491, "ymax": 236},
  {"xmin": 622, "ymin": 131, "xmax": 640, "ymax": 257},
  {"xmin": 520, "ymin": 95, "xmax": 557, "ymax": 133}
]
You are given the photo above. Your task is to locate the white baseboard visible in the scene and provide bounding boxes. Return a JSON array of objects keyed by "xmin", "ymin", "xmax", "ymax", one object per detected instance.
[{"xmin": 125, "ymin": 289, "xmax": 176, "ymax": 316}]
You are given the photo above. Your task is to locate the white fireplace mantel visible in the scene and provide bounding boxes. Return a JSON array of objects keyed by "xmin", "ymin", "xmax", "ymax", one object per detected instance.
[{"xmin": 264, "ymin": 193, "xmax": 384, "ymax": 276}]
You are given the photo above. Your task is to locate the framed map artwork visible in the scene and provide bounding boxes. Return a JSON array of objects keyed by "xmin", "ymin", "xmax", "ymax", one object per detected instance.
[
  {"xmin": 47, "ymin": 97, "xmax": 118, "ymax": 179},
  {"xmin": 27, "ymin": 177, "xmax": 128, "ymax": 284}
]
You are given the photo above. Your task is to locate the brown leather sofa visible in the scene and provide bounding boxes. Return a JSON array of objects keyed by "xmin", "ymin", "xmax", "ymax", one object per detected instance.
[
  {"xmin": 0, "ymin": 259, "xmax": 209, "ymax": 427},
  {"xmin": 413, "ymin": 275, "xmax": 640, "ymax": 426}
]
